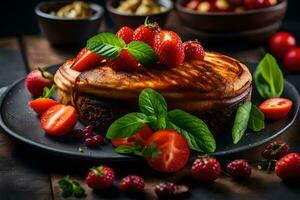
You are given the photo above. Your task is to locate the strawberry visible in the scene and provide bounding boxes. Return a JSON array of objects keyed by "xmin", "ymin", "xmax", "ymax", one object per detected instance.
[
  {"xmin": 262, "ymin": 140, "xmax": 291, "ymax": 160},
  {"xmin": 116, "ymin": 26, "xmax": 134, "ymax": 44},
  {"xmin": 226, "ymin": 160, "xmax": 252, "ymax": 179},
  {"xmin": 153, "ymin": 31, "xmax": 185, "ymax": 67},
  {"xmin": 191, "ymin": 156, "xmax": 221, "ymax": 182},
  {"xmin": 25, "ymin": 68, "xmax": 53, "ymax": 97},
  {"xmin": 133, "ymin": 19, "xmax": 160, "ymax": 47},
  {"xmin": 85, "ymin": 165, "xmax": 115, "ymax": 189},
  {"xmin": 28, "ymin": 98, "xmax": 59, "ymax": 116},
  {"xmin": 108, "ymin": 49, "xmax": 139, "ymax": 71},
  {"xmin": 72, "ymin": 48, "xmax": 103, "ymax": 72},
  {"xmin": 183, "ymin": 40, "xmax": 205, "ymax": 61},
  {"xmin": 275, "ymin": 153, "xmax": 300, "ymax": 180},
  {"xmin": 119, "ymin": 175, "xmax": 145, "ymax": 192}
]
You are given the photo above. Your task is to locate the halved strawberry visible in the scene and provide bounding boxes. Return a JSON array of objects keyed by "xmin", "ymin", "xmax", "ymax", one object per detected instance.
[
  {"xmin": 41, "ymin": 104, "xmax": 78, "ymax": 136},
  {"xmin": 71, "ymin": 48, "xmax": 103, "ymax": 72},
  {"xmin": 146, "ymin": 130, "xmax": 190, "ymax": 173},
  {"xmin": 28, "ymin": 98, "xmax": 59, "ymax": 116},
  {"xmin": 111, "ymin": 124, "xmax": 153, "ymax": 147}
]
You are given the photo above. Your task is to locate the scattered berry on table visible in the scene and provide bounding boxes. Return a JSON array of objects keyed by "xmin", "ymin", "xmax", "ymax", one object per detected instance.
[
  {"xmin": 262, "ymin": 140, "xmax": 291, "ymax": 160},
  {"xmin": 154, "ymin": 182, "xmax": 176, "ymax": 199},
  {"xmin": 275, "ymin": 153, "xmax": 300, "ymax": 181},
  {"xmin": 226, "ymin": 160, "xmax": 252, "ymax": 179},
  {"xmin": 119, "ymin": 175, "xmax": 145, "ymax": 193},
  {"xmin": 85, "ymin": 165, "xmax": 115, "ymax": 189},
  {"xmin": 191, "ymin": 156, "xmax": 221, "ymax": 182}
]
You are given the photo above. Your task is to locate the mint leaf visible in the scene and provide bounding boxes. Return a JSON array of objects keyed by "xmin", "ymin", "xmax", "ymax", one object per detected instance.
[
  {"xmin": 232, "ymin": 102, "xmax": 252, "ymax": 144},
  {"xmin": 248, "ymin": 105, "xmax": 265, "ymax": 132},
  {"xmin": 106, "ymin": 113, "xmax": 153, "ymax": 139},
  {"xmin": 254, "ymin": 53, "xmax": 284, "ymax": 99},
  {"xmin": 127, "ymin": 41, "xmax": 157, "ymax": 65},
  {"xmin": 42, "ymin": 84, "xmax": 57, "ymax": 98},
  {"xmin": 142, "ymin": 142, "xmax": 161, "ymax": 160},
  {"xmin": 59, "ymin": 176, "xmax": 85, "ymax": 198},
  {"xmin": 167, "ymin": 109, "xmax": 216, "ymax": 153},
  {"xmin": 115, "ymin": 141, "xmax": 142, "ymax": 154},
  {"xmin": 86, "ymin": 33, "xmax": 126, "ymax": 60}
]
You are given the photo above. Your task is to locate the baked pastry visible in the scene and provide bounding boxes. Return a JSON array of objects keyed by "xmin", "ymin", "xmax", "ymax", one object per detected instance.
[{"xmin": 54, "ymin": 52, "xmax": 252, "ymax": 133}]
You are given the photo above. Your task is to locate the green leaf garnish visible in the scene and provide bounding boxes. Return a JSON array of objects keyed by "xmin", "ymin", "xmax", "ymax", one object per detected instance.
[
  {"xmin": 58, "ymin": 176, "xmax": 86, "ymax": 198},
  {"xmin": 86, "ymin": 33, "xmax": 126, "ymax": 60},
  {"xmin": 167, "ymin": 109, "xmax": 216, "ymax": 153},
  {"xmin": 106, "ymin": 113, "xmax": 154, "ymax": 139},
  {"xmin": 42, "ymin": 84, "xmax": 57, "ymax": 98},
  {"xmin": 126, "ymin": 41, "xmax": 157, "ymax": 65},
  {"xmin": 232, "ymin": 102, "xmax": 252, "ymax": 144},
  {"xmin": 248, "ymin": 105, "xmax": 265, "ymax": 132},
  {"xmin": 254, "ymin": 53, "xmax": 284, "ymax": 99}
]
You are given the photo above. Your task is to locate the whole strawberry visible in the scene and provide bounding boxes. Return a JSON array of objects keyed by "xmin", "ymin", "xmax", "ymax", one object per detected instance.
[
  {"xmin": 275, "ymin": 153, "xmax": 300, "ymax": 181},
  {"xmin": 108, "ymin": 49, "xmax": 139, "ymax": 71},
  {"xmin": 226, "ymin": 160, "xmax": 252, "ymax": 179},
  {"xmin": 183, "ymin": 40, "xmax": 205, "ymax": 61},
  {"xmin": 191, "ymin": 156, "xmax": 221, "ymax": 182},
  {"xmin": 133, "ymin": 19, "xmax": 160, "ymax": 47},
  {"xmin": 119, "ymin": 175, "xmax": 144, "ymax": 193},
  {"xmin": 85, "ymin": 165, "xmax": 115, "ymax": 189},
  {"xmin": 153, "ymin": 30, "xmax": 185, "ymax": 67},
  {"xmin": 116, "ymin": 26, "xmax": 134, "ymax": 44},
  {"xmin": 262, "ymin": 140, "xmax": 291, "ymax": 160},
  {"xmin": 25, "ymin": 68, "xmax": 53, "ymax": 97}
]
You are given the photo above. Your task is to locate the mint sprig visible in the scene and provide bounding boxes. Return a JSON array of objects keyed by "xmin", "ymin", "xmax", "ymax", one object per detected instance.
[
  {"xmin": 254, "ymin": 53, "xmax": 284, "ymax": 99},
  {"xmin": 106, "ymin": 88, "xmax": 216, "ymax": 153},
  {"xmin": 86, "ymin": 33, "xmax": 157, "ymax": 65},
  {"xmin": 42, "ymin": 84, "xmax": 57, "ymax": 98},
  {"xmin": 58, "ymin": 176, "xmax": 86, "ymax": 198}
]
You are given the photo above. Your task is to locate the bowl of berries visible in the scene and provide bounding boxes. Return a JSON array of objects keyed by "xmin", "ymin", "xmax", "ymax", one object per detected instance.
[{"xmin": 176, "ymin": 0, "xmax": 287, "ymax": 43}]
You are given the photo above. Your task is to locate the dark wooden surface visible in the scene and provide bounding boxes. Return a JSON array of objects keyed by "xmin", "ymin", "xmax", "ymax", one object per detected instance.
[{"xmin": 0, "ymin": 16, "xmax": 300, "ymax": 200}]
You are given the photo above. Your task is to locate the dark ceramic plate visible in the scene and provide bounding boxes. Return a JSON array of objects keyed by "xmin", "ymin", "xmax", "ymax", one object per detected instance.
[{"xmin": 0, "ymin": 64, "xmax": 299, "ymax": 161}]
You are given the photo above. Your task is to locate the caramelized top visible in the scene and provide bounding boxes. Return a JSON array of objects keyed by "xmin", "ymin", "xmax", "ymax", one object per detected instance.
[{"xmin": 54, "ymin": 52, "xmax": 252, "ymax": 101}]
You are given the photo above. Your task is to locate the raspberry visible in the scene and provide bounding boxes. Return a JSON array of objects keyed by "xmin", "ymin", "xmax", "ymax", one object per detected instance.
[
  {"xmin": 154, "ymin": 182, "xmax": 176, "ymax": 198},
  {"xmin": 119, "ymin": 175, "xmax": 145, "ymax": 192},
  {"xmin": 226, "ymin": 160, "xmax": 252, "ymax": 179},
  {"xmin": 191, "ymin": 156, "xmax": 221, "ymax": 182},
  {"xmin": 85, "ymin": 165, "xmax": 115, "ymax": 189}
]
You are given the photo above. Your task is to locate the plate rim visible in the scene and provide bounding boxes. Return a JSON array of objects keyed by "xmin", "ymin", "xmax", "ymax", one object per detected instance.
[{"xmin": 0, "ymin": 73, "xmax": 299, "ymax": 160}]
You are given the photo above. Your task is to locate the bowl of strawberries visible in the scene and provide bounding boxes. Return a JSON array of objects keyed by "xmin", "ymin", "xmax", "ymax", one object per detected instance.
[{"xmin": 176, "ymin": 0, "xmax": 287, "ymax": 43}]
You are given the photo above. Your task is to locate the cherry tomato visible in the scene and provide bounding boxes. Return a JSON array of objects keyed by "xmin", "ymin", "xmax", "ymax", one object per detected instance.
[
  {"xmin": 146, "ymin": 130, "xmax": 190, "ymax": 173},
  {"xmin": 72, "ymin": 48, "xmax": 103, "ymax": 72},
  {"xmin": 270, "ymin": 32, "xmax": 297, "ymax": 59},
  {"xmin": 111, "ymin": 124, "xmax": 153, "ymax": 147},
  {"xmin": 41, "ymin": 104, "xmax": 78, "ymax": 136},
  {"xmin": 28, "ymin": 98, "xmax": 59, "ymax": 116},
  {"xmin": 283, "ymin": 47, "xmax": 300, "ymax": 72},
  {"xmin": 259, "ymin": 98, "xmax": 293, "ymax": 120}
]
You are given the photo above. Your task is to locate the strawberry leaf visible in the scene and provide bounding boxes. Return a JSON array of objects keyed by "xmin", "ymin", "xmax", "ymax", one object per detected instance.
[
  {"xmin": 86, "ymin": 33, "xmax": 126, "ymax": 60},
  {"xmin": 127, "ymin": 41, "xmax": 157, "ymax": 65}
]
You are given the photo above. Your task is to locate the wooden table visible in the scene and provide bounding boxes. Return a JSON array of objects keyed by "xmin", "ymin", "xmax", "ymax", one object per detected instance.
[{"xmin": 0, "ymin": 20, "xmax": 300, "ymax": 200}]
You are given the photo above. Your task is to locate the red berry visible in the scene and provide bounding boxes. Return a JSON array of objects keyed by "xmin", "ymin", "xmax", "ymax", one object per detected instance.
[
  {"xmin": 92, "ymin": 135, "xmax": 104, "ymax": 144},
  {"xmin": 25, "ymin": 69, "xmax": 53, "ymax": 97},
  {"xmin": 72, "ymin": 129, "xmax": 85, "ymax": 138},
  {"xmin": 270, "ymin": 32, "xmax": 297, "ymax": 59},
  {"xmin": 262, "ymin": 140, "xmax": 291, "ymax": 160},
  {"xmin": 262, "ymin": 0, "xmax": 277, "ymax": 7},
  {"xmin": 243, "ymin": 0, "xmax": 265, "ymax": 9},
  {"xmin": 119, "ymin": 175, "xmax": 145, "ymax": 192},
  {"xmin": 191, "ymin": 156, "xmax": 221, "ymax": 182},
  {"xmin": 133, "ymin": 20, "xmax": 160, "ymax": 47},
  {"xmin": 153, "ymin": 31, "xmax": 185, "ymax": 67},
  {"xmin": 284, "ymin": 47, "xmax": 300, "ymax": 72},
  {"xmin": 72, "ymin": 48, "xmax": 103, "ymax": 72},
  {"xmin": 108, "ymin": 49, "xmax": 139, "ymax": 71},
  {"xmin": 85, "ymin": 165, "xmax": 115, "ymax": 189},
  {"xmin": 85, "ymin": 137, "xmax": 98, "ymax": 148},
  {"xmin": 226, "ymin": 160, "xmax": 252, "ymax": 179},
  {"xmin": 83, "ymin": 125, "xmax": 94, "ymax": 138},
  {"xmin": 275, "ymin": 153, "xmax": 300, "ymax": 180},
  {"xmin": 183, "ymin": 41, "xmax": 205, "ymax": 61},
  {"xmin": 155, "ymin": 182, "xmax": 176, "ymax": 198},
  {"xmin": 116, "ymin": 26, "xmax": 134, "ymax": 44}
]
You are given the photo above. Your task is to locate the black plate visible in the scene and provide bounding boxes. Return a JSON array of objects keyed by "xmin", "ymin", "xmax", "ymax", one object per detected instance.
[{"xmin": 0, "ymin": 64, "xmax": 299, "ymax": 161}]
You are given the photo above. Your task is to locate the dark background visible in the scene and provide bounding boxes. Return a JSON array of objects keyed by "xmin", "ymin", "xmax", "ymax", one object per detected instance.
[{"xmin": 0, "ymin": 0, "xmax": 299, "ymax": 36}]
